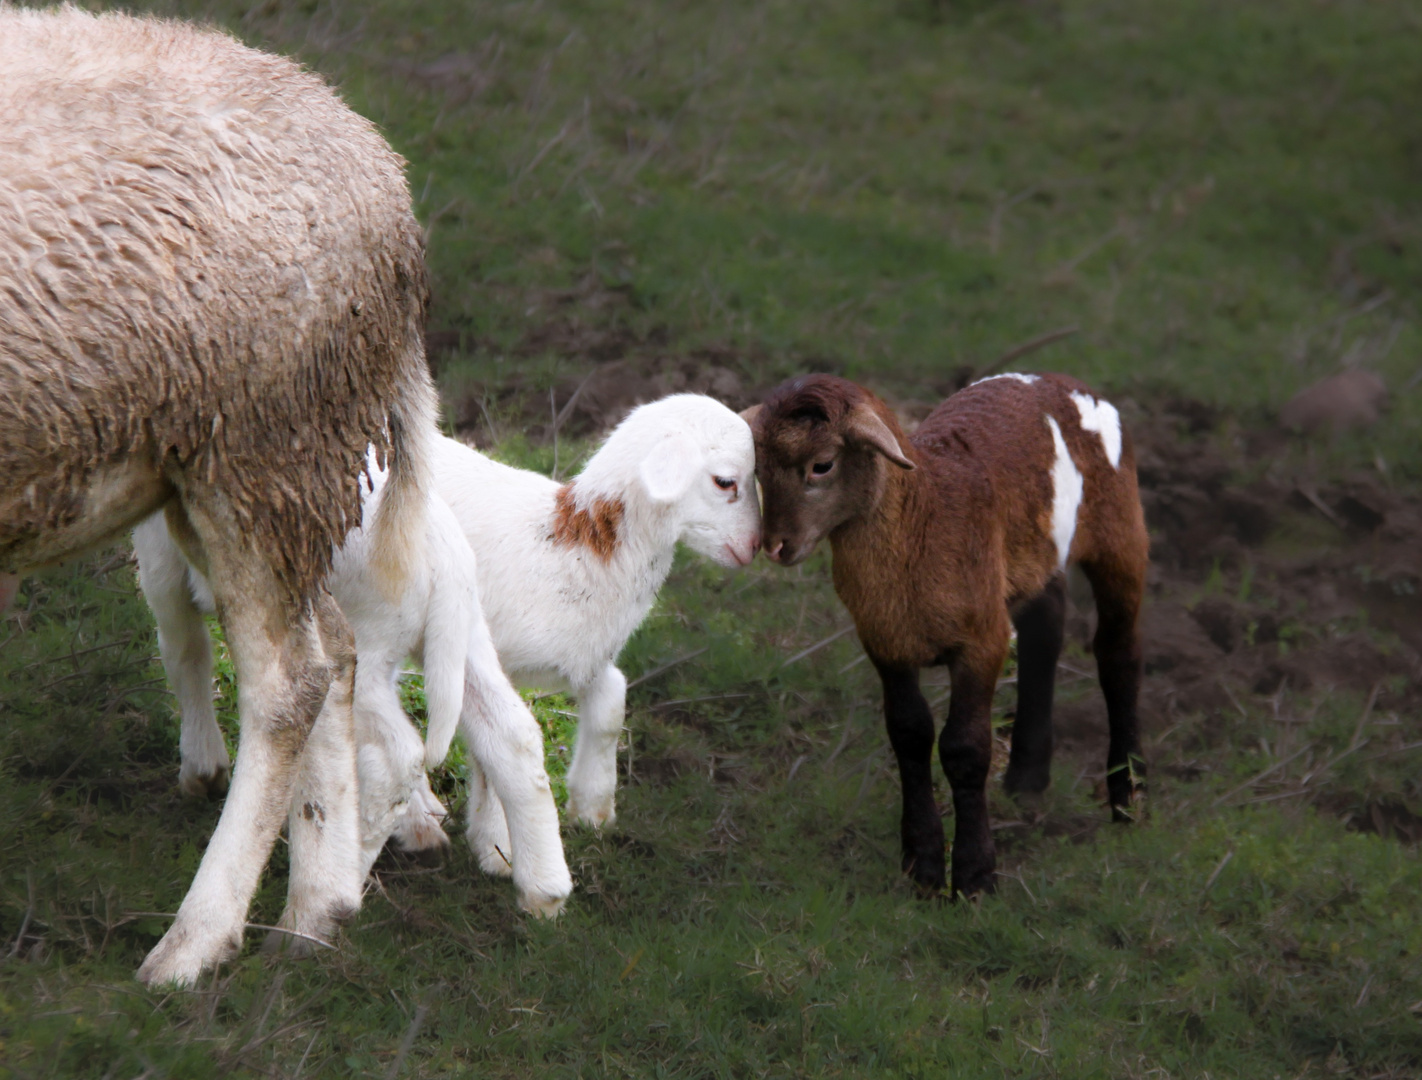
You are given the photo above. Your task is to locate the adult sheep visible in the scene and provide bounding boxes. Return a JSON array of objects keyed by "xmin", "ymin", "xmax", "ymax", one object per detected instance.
[{"xmin": 0, "ymin": 7, "xmax": 436, "ymax": 986}]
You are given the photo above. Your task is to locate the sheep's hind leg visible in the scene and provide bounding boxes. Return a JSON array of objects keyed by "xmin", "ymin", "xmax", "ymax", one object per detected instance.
[
  {"xmin": 873, "ymin": 662, "xmax": 945, "ymax": 893},
  {"xmin": 1003, "ymin": 576, "xmax": 1066, "ymax": 798},
  {"xmin": 564, "ymin": 664, "xmax": 627, "ymax": 828},
  {"xmin": 133, "ymin": 513, "xmax": 230, "ymax": 799},
  {"xmin": 1081, "ymin": 554, "xmax": 1146, "ymax": 821},
  {"xmin": 267, "ymin": 595, "xmax": 364, "ymax": 957},
  {"xmin": 939, "ymin": 641, "xmax": 1006, "ymax": 899},
  {"xmin": 136, "ymin": 537, "xmax": 338, "ymax": 986}
]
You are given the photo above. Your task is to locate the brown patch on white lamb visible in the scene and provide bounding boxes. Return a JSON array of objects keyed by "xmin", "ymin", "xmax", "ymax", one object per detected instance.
[{"xmin": 551, "ymin": 483, "xmax": 624, "ymax": 561}]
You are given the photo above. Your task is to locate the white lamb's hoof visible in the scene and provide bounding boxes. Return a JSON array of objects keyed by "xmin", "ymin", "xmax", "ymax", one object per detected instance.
[
  {"xmin": 260, "ymin": 902, "xmax": 352, "ymax": 960},
  {"xmin": 178, "ymin": 762, "xmax": 230, "ymax": 800},
  {"xmin": 517, "ymin": 885, "xmax": 570, "ymax": 920},
  {"xmin": 565, "ymin": 792, "xmax": 616, "ymax": 829},
  {"xmin": 472, "ymin": 841, "xmax": 515, "ymax": 879},
  {"xmin": 136, "ymin": 921, "xmax": 240, "ymax": 988},
  {"xmin": 391, "ymin": 804, "xmax": 451, "ymax": 859}
]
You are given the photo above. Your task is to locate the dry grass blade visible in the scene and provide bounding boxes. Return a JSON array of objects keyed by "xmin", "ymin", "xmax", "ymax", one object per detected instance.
[
  {"xmin": 976, "ymin": 325, "xmax": 1080, "ymax": 380},
  {"xmin": 1347, "ymin": 682, "xmax": 1381, "ymax": 753},
  {"xmin": 385, "ymin": 1001, "xmax": 429, "ymax": 1080},
  {"xmin": 779, "ymin": 625, "xmax": 855, "ymax": 668},
  {"xmin": 626, "ymin": 646, "xmax": 710, "ymax": 689},
  {"xmin": 1201, "ymin": 851, "xmax": 1233, "ymax": 897},
  {"xmin": 1211, "ymin": 744, "xmax": 1312, "ymax": 807}
]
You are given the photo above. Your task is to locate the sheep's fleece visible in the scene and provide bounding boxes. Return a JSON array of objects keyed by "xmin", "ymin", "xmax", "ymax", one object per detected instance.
[
  {"xmin": 0, "ymin": 5, "xmax": 436, "ymax": 987},
  {"xmin": 0, "ymin": 4, "xmax": 430, "ymax": 599}
]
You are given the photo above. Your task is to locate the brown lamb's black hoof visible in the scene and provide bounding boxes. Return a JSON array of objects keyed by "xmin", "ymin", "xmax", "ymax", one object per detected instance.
[
  {"xmin": 951, "ymin": 869, "xmax": 997, "ymax": 901},
  {"xmin": 903, "ymin": 855, "xmax": 947, "ymax": 898},
  {"xmin": 1111, "ymin": 792, "xmax": 1145, "ymax": 824},
  {"xmin": 1002, "ymin": 764, "xmax": 1051, "ymax": 798}
]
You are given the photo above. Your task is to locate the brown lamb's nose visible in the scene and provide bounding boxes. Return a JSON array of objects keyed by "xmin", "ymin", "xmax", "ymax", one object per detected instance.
[{"xmin": 766, "ymin": 539, "xmax": 786, "ymax": 563}]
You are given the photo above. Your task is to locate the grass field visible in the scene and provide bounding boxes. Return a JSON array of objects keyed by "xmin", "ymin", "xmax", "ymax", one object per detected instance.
[{"xmin": 3, "ymin": 1, "xmax": 1422, "ymax": 1077}]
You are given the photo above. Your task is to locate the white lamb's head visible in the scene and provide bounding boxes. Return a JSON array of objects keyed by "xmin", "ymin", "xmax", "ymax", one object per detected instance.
[{"xmin": 587, "ymin": 393, "xmax": 761, "ymax": 567}]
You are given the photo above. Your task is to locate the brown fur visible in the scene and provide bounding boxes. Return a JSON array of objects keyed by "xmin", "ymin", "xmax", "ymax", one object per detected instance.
[
  {"xmin": 750, "ymin": 373, "xmax": 1149, "ymax": 897},
  {"xmin": 551, "ymin": 483, "xmax": 625, "ymax": 562}
]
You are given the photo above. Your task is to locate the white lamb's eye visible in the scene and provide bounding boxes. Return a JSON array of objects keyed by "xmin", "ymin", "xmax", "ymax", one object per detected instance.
[{"xmin": 713, "ymin": 476, "xmax": 737, "ymax": 492}]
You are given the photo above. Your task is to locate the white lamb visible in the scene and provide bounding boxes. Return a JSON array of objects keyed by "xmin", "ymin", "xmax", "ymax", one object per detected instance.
[
  {"xmin": 165, "ymin": 393, "xmax": 759, "ymax": 885},
  {"xmin": 135, "ymin": 458, "xmax": 573, "ymax": 917},
  {"xmin": 425, "ymin": 393, "xmax": 760, "ymax": 875}
]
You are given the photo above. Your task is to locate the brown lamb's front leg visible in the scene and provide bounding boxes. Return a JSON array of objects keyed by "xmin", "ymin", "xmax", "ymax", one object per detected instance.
[
  {"xmin": 940, "ymin": 639, "xmax": 1008, "ymax": 898},
  {"xmin": 874, "ymin": 661, "xmax": 946, "ymax": 893}
]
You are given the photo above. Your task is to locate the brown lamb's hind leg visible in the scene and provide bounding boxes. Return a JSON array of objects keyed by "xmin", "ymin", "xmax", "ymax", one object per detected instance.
[
  {"xmin": 1003, "ymin": 575, "xmax": 1067, "ymax": 797},
  {"xmin": 1081, "ymin": 550, "xmax": 1147, "ymax": 821},
  {"xmin": 873, "ymin": 662, "xmax": 946, "ymax": 893},
  {"xmin": 939, "ymin": 638, "xmax": 1008, "ymax": 898}
]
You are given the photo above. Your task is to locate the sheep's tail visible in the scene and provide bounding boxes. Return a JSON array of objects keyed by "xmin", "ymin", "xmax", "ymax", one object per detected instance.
[{"xmin": 368, "ymin": 358, "xmax": 438, "ymax": 602}]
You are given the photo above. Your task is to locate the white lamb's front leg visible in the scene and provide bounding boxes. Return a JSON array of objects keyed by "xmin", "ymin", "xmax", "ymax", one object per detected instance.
[
  {"xmin": 463, "ymin": 756, "xmax": 513, "ymax": 878},
  {"xmin": 133, "ymin": 513, "xmax": 230, "ymax": 798},
  {"xmin": 459, "ymin": 631, "xmax": 571, "ymax": 918},
  {"xmin": 352, "ymin": 672, "xmax": 431, "ymax": 881},
  {"xmin": 564, "ymin": 663, "xmax": 627, "ymax": 828}
]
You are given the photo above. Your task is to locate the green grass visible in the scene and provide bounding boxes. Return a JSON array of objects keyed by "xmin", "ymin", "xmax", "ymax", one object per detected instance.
[{"xmin": 5, "ymin": 0, "xmax": 1422, "ymax": 1076}]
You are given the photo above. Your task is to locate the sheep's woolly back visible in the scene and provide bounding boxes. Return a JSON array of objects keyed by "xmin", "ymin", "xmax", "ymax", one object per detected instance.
[{"xmin": 0, "ymin": 6, "xmax": 433, "ymax": 599}]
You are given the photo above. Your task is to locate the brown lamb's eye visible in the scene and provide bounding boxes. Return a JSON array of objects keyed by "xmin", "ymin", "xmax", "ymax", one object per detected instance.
[
  {"xmin": 714, "ymin": 476, "xmax": 737, "ymax": 492},
  {"xmin": 811, "ymin": 460, "xmax": 834, "ymax": 477}
]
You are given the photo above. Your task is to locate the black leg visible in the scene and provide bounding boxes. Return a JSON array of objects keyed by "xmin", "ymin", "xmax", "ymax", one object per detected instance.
[
  {"xmin": 1004, "ymin": 576, "xmax": 1066, "ymax": 796},
  {"xmin": 1082, "ymin": 559, "xmax": 1146, "ymax": 820},
  {"xmin": 873, "ymin": 661, "xmax": 945, "ymax": 892},
  {"xmin": 939, "ymin": 645, "xmax": 1004, "ymax": 898}
]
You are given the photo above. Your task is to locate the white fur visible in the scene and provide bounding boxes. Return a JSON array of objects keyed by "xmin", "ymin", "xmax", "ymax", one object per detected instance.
[
  {"xmin": 157, "ymin": 394, "xmax": 755, "ymax": 895},
  {"xmin": 973, "ymin": 372, "xmax": 1040, "ymax": 386},
  {"xmin": 1070, "ymin": 390, "xmax": 1122, "ymax": 469},
  {"xmin": 1045, "ymin": 415, "xmax": 1084, "ymax": 570},
  {"xmin": 135, "ymin": 458, "xmax": 573, "ymax": 918},
  {"xmin": 427, "ymin": 393, "xmax": 760, "ymax": 850}
]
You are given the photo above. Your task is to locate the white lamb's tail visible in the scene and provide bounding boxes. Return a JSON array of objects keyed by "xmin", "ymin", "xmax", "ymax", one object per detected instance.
[
  {"xmin": 368, "ymin": 356, "xmax": 438, "ymax": 601},
  {"xmin": 421, "ymin": 552, "xmax": 472, "ymax": 768}
]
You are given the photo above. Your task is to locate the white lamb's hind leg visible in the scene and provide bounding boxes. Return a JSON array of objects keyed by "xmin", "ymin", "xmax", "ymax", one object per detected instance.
[
  {"xmin": 133, "ymin": 513, "xmax": 230, "ymax": 798},
  {"xmin": 564, "ymin": 663, "xmax": 627, "ymax": 828},
  {"xmin": 464, "ymin": 756, "xmax": 513, "ymax": 878},
  {"xmin": 459, "ymin": 637, "xmax": 571, "ymax": 917},
  {"xmin": 353, "ymin": 672, "xmax": 430, "ymax": 881},
  {"xmin": 389, "ymin": 774, "xmax": 451, "ymax": 862},
  {"xmin": 268, "ymin": 603, "xmax": 364, "ymax": 956}
]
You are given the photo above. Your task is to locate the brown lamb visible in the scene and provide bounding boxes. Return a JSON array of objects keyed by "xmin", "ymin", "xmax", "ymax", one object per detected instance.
[{"xmin": 745, "ymin": 373, "xmax": 1149, "ymax": 897}]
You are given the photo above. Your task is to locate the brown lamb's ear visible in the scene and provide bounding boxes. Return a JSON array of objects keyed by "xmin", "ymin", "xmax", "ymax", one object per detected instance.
[
  {"xmin": 846, "ymin": 404, "xmax": 914, "ymax": 470},
  {"xmin": 739, "ymin": 404, "xmax": 764, "ymax": 429}
]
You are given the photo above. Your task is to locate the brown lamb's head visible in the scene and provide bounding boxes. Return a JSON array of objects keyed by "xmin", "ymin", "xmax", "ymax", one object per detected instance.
[{"xmin": 743, "ymin": 374, "xmax": 913, "ymax": 567}]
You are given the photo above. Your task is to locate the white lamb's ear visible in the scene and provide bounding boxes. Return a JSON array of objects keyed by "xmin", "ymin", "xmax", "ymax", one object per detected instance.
[{"xmin": 639, "ymin": 432, "xmax": 702, "ymax": 503}]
